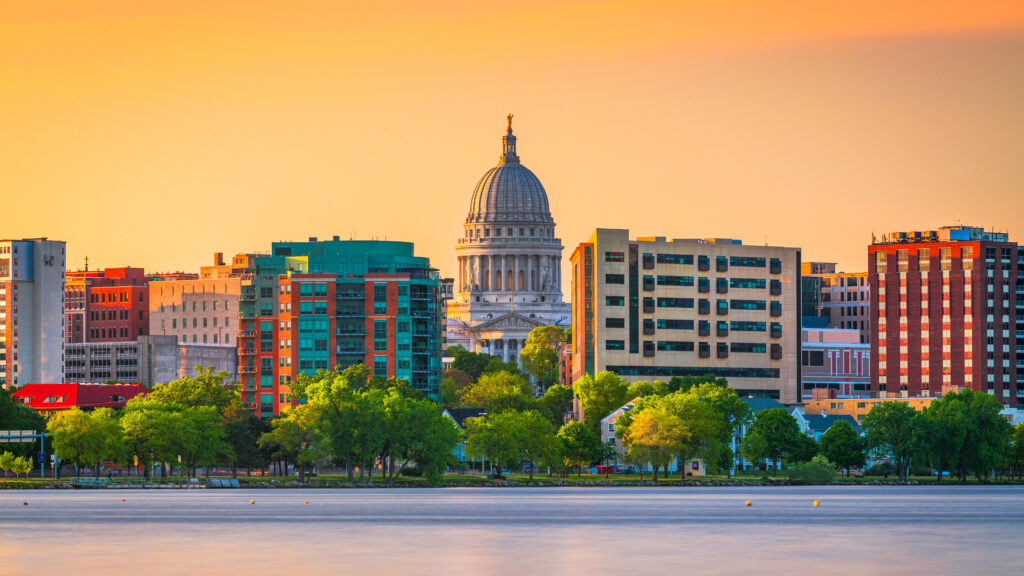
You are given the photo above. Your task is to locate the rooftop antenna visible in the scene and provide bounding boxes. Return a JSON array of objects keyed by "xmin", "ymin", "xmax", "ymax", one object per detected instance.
[{"xmin": 84, "ymin": 256, "xmax": 89, "ymax": 271}]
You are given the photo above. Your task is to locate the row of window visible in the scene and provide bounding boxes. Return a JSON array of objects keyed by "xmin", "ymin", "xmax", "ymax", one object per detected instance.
[
  {"xmin": 606, "ymin": 339, "xmax": 774, "ymax": 355},
  {"xmin": 607, "ymin": 252, "xmax": 785, "ymax": 273},
  {"xmin": 160, "ymin": 300, "xmax": 231, "ymax": 313}
]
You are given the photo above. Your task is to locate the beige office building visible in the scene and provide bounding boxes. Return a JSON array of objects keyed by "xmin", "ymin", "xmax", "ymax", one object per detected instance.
[
  {"xmin": 149, "ymin": 277, "xmax": 241, "ymax": 346},
  {"xmin": 570, "ymin": 229, "xmax": 801, "ymax": 404}
]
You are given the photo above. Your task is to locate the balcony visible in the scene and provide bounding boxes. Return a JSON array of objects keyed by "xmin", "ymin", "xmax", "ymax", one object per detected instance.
[
  {"xmin": 336, "ymin": 310, "xmax": 366, "ymax": 318},
  {"xmin": 239, "ymin": 331, "xmax": 256, "ymax": 339},
  {"xmin": 239, "ymin": 366, "xmax": 257, "ymax": 374},
  {"xmin": 336, "ymin": 292, "xmax": 365, "ymax": 300},
  {"xmin": 336, "ymin": 347, "xmax": 366, "ymax": 355},
  {"xmin": 412, "ymin": 348, "xmax": 431, "ymax": 355},
  {"xmin": 239, "ymin": 348, "xmax": 256, "ymax": 356},
  {"xmin": 336, "ymin": 329, "xmax": 367, "ymax": 336}
]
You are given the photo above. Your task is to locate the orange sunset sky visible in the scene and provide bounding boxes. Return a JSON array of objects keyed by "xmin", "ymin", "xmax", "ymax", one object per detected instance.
[{"xmin": 2, "ymin": 1, "xmax": 1023, "ymax": 285}]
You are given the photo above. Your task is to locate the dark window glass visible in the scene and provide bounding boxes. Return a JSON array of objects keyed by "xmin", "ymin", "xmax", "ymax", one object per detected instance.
[
  {"xmin": 605, "ymin": 274, "xmax": 625, "ymax": 284},
  {"xmin": 657, "ymin": 298, "xmax": 694, "ymax": 308},
  {"xmin": 657, "ymin": 254, "xmax": 694, "ymax": 265},
  {"xmin": 729, "ymin": 256, "xmax": 766, "ymax": 267},
  {"xmin": 657, "ymin": 319, "xmax": 694, "ymax": 330},
  {"xmin": 605, "ymin": 318, "xmax": 625, "ymax": 328},
  {"xmin": 605, "ymin": 252, "xmax": 624, "ymax": 262},
  {"xmin": 606, "ymin": 340, "xmax": 625, "ymax": 350},
  {"xmin": 606, "ymin": 296, "xmax": 625, "ymax": 306},
  {"xmin": 657, "ymin": 275, "xmax": 694, "ymax": 286},
  {"xmin": 731, "ymin": 343, "xmax": 767, "ymax": 353},
  {"xmin": 730, "ymin": 300, "xmax": 767, "ymax": 311},
  {"xmin": 657, "ymin": 341, "xmax": 694, "ymax": 352}
]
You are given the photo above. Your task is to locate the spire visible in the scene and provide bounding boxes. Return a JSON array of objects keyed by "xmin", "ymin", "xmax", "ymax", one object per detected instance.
[{"xmin": 500, "ymin": 113, "xmax": 519, "ymax": 164}]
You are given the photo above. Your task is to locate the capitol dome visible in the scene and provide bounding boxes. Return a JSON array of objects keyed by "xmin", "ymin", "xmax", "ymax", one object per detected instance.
[{"xmin": 466, "ymin": 116, "xmax": 553, "ymax": 224}]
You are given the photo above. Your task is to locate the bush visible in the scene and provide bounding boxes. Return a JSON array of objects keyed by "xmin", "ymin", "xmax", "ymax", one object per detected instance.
[
  {"xmin": 909, "ymin": 462, "xmax": 934, "ymax": 477},
  {"xmin": 864, "ymin": 461, "xmax": 897, "ymax": 477},
  {"xmin": 399, "ymin": 466, "xmax": 422, "ymax": 477},
  {"xmin": 787, "ymin": 455, "xmax": 836, "ymax": 485}
]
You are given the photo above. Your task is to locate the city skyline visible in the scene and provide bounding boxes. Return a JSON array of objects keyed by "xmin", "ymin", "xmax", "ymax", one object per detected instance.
[{"xmin": 3, "ymin": 2, "xmax": 1024, "ymax": 282}]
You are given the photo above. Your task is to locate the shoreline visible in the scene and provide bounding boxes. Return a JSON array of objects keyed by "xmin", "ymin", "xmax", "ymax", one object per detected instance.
[{"xmin": 4, "ymin": 478, "xmax": 1022, "ymax": 490}]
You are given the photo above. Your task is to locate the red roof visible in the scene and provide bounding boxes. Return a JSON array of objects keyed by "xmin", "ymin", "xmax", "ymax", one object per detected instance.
[{"xmin": 11, "ymin": 383, "xmax": 148, "ymax": 411}]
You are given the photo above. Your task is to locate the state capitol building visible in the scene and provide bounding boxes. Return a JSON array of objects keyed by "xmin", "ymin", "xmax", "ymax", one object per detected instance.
[{"xmin": 446, "ymin": 116, "xmax": 571, "ymax": 362}]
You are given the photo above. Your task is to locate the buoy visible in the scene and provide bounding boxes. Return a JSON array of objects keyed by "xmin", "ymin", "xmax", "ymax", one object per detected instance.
[
  {"xmin": 22, "ymin": 502, "xmax": 28, "ymax": 506},
  {"xmin": 303, "ymin": 500, "xmax": 309, "ymax": 504},
  {"xmin": 122, "ymin": 499, "xmax": 126, "ymax": 502},
  {"xmin": 745, "ymin": 500, "xmax": 751, "ymax": 507},
  {"xmin": 813, "ymin": 500, "xmax": 820, "ymax": 507},
  {"xmin": 249, "ymin": 499, "xmax": 255, "ymax": 504}
]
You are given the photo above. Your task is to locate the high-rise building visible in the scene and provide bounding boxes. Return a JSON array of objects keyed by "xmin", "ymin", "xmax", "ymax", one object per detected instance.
[
  {"xmin": 869, "ymin": 225, "xmax": 1020, "ymax": 406},
  {"xmin": 801, "ymin": 262, "xmax": 870, "ymax": 343},
  {"xmin": 0, "ymin": 238, "xmax": 66, "ymax": 389},
  {"xmin": 447, "ymin": 116, "xmax": 571, "ymax": 363},
  {"xmin": 237, "ymin": 239, "xmax": 443, "ymax": 417},
  {"xmin": 65, "ymin": 267, "xmax": 149, "ymax": 344},
  {"xmin": 570, "ymin": 229, "xmax": 801, "ymax": 403}
]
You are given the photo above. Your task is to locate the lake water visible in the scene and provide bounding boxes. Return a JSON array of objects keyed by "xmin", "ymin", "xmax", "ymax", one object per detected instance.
[{"xmin": 1, "ymin": 486, "xmax": 1022, "ymax": 575}]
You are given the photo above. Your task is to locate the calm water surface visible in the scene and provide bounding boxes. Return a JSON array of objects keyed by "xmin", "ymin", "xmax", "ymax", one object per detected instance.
[{"xmin": 1, "ymin": 486, "xmax": 1022, "ymax": 575}]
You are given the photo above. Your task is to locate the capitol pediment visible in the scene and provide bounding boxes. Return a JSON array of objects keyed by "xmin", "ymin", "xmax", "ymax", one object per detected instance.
[{"xmin": 472, "ymin": 312, "xmax": 547, "ymax": 332}]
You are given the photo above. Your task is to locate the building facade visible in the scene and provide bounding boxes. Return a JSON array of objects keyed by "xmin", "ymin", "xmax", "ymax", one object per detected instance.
[
  {"xmin": 238, "ymin": 239, "xmax": 443, "ymax": 417},
  {"xmin": 800, "ymin": 327, "xmax": 870, "ymax": 400},
  {"xmin": 801, "ymin": 262, "xmax": 869, "ymax": 343},
  {"xmin": 446, "ymin": 117, "xmax": 571, "ymax": 364},
  {"xmin": 65, "ymin": 267, "xmax": 149, "ymax": 344},
  {"xmin": 571, "ymin": 229, "xmax": 801, "ymax": 403},
  {"xmin": 0, "ymin": 238, "xmax": 66, "ymax": 389},
  {"xmin": 869, "ymin": 226, "xmax": 1020, "ymax": 406},
  {"xmin": 65, "ymin": 335, "xmax": 237, "ymax": 387}
]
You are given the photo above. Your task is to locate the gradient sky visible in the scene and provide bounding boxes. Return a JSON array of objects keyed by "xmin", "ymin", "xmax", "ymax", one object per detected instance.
[{"xmin": 3, "ymin": 1, "xmax": 1023, "ymax": 285}]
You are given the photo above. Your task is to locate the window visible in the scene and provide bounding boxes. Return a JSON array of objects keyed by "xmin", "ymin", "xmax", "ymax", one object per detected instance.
[
  {"xmin": 605, "ymin": 251, "xmax": 624, "ymax": 263},
  {"xmin": 698, "ymin": 320, "xmax": 710, "ymax": 336},
  {"xmin": 656, "ymin": 254, "xmax": 693, "ymax": 265},
  {"xmin": 717, "ymin": 342, "xmax": 729, "ymax": 358},
  {"xmin": 730, "ymin": 343, "xmax": 766, "ymax": 353},
  {"xmin": 731, "ymin": 321, "xmax": 766, "ymax": 332},
  {"xmin": 717, "ymin": 321, "xmax": 729, "ymax": 337},
  {"xmin": 657, "ymin": 341, "xmax": 693, "ymax": 352},
  {"xmin": 698, "ymin": 255, "xmax": 710, "ymax": 271},
  {"xmin": 770, "ymin": 258, "xmax": 782, "ymax": 274},
  {"xmin": 657, "ymin": 298, "xmax": 693, "ymax": 308},
  {"xmin": 374, "ymin": 356, "xmax": 388, "ymax": 375},
  {"xmin": 730, "ymin": 300, "xmax": 766, "ymax": 311},
  {"xmin": 716, "ymin": 256, "xmax": 728, "ymax": 272},
  {"xmin": 802, "ymin": 350, "xmax": 825, "ymax": 366},
  {"xmin": 300, "ymin": 283, "xmax": 313, "ymax": 296},
  {"xmin": 657, "ymin": 275, "xmax": 694, "ymax": 286},
  {"xmin": 729, "ymin": 256, "xmax": 766, "ymax": 267},
  {"xmin": 606, "ymin": 340, "xmax": 625, "ymax": 350},
  {"xmin": 606, "ymin": 296, "xmax": 625, "ymax": 306},
  {"xmin": 697, "ymin": 277, "xmax": 710, "ymax": 293},
  {"xmin": 657, "ymin": 319, "xmax": 693, "ymax": 330},
  {"xmin": 770, "ymin": 301, "xmax": 783, "ymax": 317},
  {"xmin": 605, "ymin": 274, "xmax": 625, "ymax": 284},
  {"xmin": 717, "ymin": 299, "xmax": 729, "ymax": 315},
  {"xmin": 314, "ymin": 283, "xmax": 327, "ymax": 296},
  {"xmin": 606, "ymin": 318, "xmax": 625, "ymax": 328},
  {"xmin": 730, "ymin": 278, "xmax": 766, "ymax": 289},
  {"xmin": 717, "ymin": 278, "xmax": 729, "ymax": 294}
]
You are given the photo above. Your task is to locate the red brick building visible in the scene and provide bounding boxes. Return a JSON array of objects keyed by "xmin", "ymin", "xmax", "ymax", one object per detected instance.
[
  {"xmin": 65, "ymin": 267, "xmax": 150, "ymax": 343},
  {"xmin": 869, "ymin": 226, "xmax": 1020, "ymax": 406}
]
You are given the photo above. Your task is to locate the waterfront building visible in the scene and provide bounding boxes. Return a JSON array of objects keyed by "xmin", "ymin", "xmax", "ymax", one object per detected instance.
[
  {"xmin": 65, "ymin": 335, "xmax": 237, "ymax": 387},
  {"xmin": 238, "ymin": 238, "xmax": 443, "ymax": 417},
  {"xmin": 148, "ymin": 253, "xmax": 249, "ymax": 347},
  {"xmin": 12, "ymin": 382, "xmax": 146, "ymax": 414},
  {"xmin": 802, "ymin": 396, "xmax": 936, "ymax": 426},
  {"xmin": 65, "ymin": 267, "xmax": 149, "ymax": 344},
  {"xmin": 869, "ymin": 226, "xmax": 1021, "ymax": 406},
  {"xmin": 0, "ymin": 238, "xmax": 66, "ymax": 389},
  {"xmin": 447, "ymin": 117, "xmax": 571, "ymax": 364},
  {"xmin": 801, "ymin": 262, "xmax": 870, "ymax": 343},
  {"xmin": 800, "ymin": 327, "xmax": 870, "ymax": 400},
  {"xmin": 600, "ymin": 397, "xmax": 704, "ymax": 475},
  {"xmin": 570, "ymin": 229, "xmax": 801, "ymax": 403}
]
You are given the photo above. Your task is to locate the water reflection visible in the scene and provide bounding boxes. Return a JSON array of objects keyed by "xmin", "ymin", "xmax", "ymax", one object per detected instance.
[{"xmin": 1, "ymin": 487, "xmax": 1022, "ymax": 575}]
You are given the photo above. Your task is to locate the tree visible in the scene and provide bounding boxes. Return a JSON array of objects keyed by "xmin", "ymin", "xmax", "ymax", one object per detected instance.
[
  {"xmin": 47, "ymin": 408, "xmax": 108, "ymax": 478},
  {"xmin": 914, "ymin": 394, "xmax": 966, "ymax": 483},
  {"xmin": 1005, "ymin": 424, "xmax": 1024, "ymax": 481},
  {"xmin": 441, "ymin": 369, "xmax": 473, "ymax": 407},
  {"xmin": 746, "ymin": 408, "xmax": 802, "ymax": 475},
  {"xmin": 537, "ymin": 384, "xmax": 574, "ymax": 427},
  {"xmin": 513, "ymin": 410, "xmax": 559, "ymax": 480},
  {"xmin": 955, "ymin": 389, "xmax": 1012, "ymax": 481},
  {"xmin": 519, "ymin": 326, "xmax": 567, "ymax": 390},
  {"xmin": 259, "ymin": 405, "xmax": 326, "ymax": 482},
  {"xmin": 11, "ymin": 456, "xmax": 32, "ymax": 479},
  {"xmin": 0, "ymin": 387, "xmax": 46, "ymax": 459},
  {"xmin": 741, "ymin": 431, "xmax": 768, "ymax": 471},
  {"xmin": 458, "ymin": 371, "xmax": 535, "ymax": 413},
  {"xmin": 788, "ymin": 454, "xmax": 837, "ymax": 484},
  {"xmin": 449, "ymin": 345, "xmax": 496, "ymax": 381},
  {"xmin": 788, "ymin": 433, "xmax": 819, "ymax": 465},
  {"xmin": 820, "ymin": 420, "xmax": 866, "ymax": 476},
  {"xmin": 626, "ymin": 381, "xmax": 669, "ymax": 399},
  {"xmin": 861, "ymin": 401, "xmax": 918, "ymax": 482},
  {"xmin": 557, "ymin": 420, "xmax": 604, "ymax": 477},
  {"xmin": 573, "ymin": 371, "xmax": 630, "ymax": 432},
  {"xmin": 147, "ymin": 366, "xmax": 238, "ymax": 410},
  {"xmin": 616, "ymin": 403, "xmax": 686, "ymax": 481},
  {"xmin": 383, "ymin": 394, "xmax": 459, "ymax": 486},
  {"xmin": 464, "ymin": 411, "xmax": 524, "ymax": 477},
  {"xmin": 0, "ymin": 451, "xmax": 15, "ymax": 479},
  {"xmin": 222, "ymin": 401, "xmax": 270, "ymax": 477}
]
